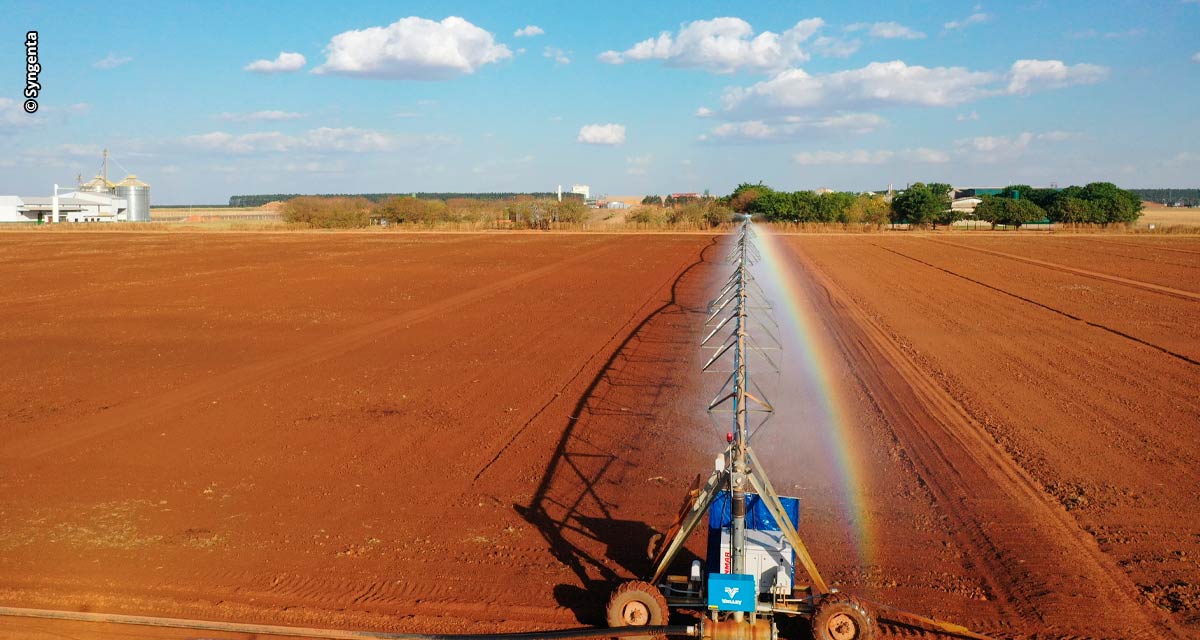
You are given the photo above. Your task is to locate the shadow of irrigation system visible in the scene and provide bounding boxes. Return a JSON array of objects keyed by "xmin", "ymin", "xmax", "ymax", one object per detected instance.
[{"xmin": 515, "ymin": 237, "xmax": 721, "ymax": 624}]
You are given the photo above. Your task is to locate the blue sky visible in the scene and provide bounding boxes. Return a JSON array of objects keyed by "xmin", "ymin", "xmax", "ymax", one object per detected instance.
[{"xmin": 2, "ymin": 0, "xmax": 1198, "ymax": 204}]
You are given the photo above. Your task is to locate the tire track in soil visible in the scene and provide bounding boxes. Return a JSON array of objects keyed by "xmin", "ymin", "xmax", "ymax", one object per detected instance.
[
  {"xmin": 0, "ymin": 234, "xmax": 484, "ymax": 309},
  {"xmin": 3, "ymin": 240, "xmax": 627, "ymax": 461},
  {"xmin": 873, "ymin": 244, "xmax": 1199, "ymax": 367},
  {"xmin": 1083, "ymin": 237, "xmax": 1200, "ymax": 257},
  {"xmin": 468, "ymin": 237, "xmax": 720, "ymax": 485},
  {"xmin": 785, "ymin": 242, "xmax": 1182, "ymax": 639},
  {"xmin": 1031, "ymin": 238, "xmax": 1200, "ymax": 270},
  {"xmin": 925, "ymin": 238, "xmax": 1200, "ymax": 302},
  {"xmin": 0, "ymin": 580, "xmax": 576, "ymax": 635}
]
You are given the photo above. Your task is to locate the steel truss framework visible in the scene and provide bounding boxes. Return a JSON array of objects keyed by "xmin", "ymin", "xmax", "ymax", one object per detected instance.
[{"xmin": 649, "ymin": 220, "xmax": 829, "ymax": 594}]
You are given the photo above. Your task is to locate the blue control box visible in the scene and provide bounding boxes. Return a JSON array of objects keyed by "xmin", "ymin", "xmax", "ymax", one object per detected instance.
[{"xmin": 707, "ymin": 573, "xmax": 756, "ymax": 612}]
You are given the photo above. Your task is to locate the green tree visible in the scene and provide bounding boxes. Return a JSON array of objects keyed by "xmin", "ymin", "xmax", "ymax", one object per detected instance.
[
  {"xmin": 282, "ymin": 196, "xmax": 373, "ymax": 228},
  {"xmin": 1080, "ymin": 182, "xmax": 1142, "ymax": 224},
  {"xmin": 999, "ymin": 185, "xmax": 1057, "ymax": 209},
  {"xmin": 974, "ymin": 196, "xmax": 1047, "ymax": 228},
  {"xmin": 1048, "ymin": 196, "xmax": 1101, "ymax": 223},
  {"xmin": 999, "ymin": 185, "xmax": 1033, "ymax": 200},
  {"xmin": 376, "ymin": 196, "xmax": 447, "ymax": 223},
  {"xmin": 815, "ymin": 191, "xmax": 856, "ymax": 223},
  {"xmin": 729, "ymin": 182, "xmax": 772, "ymax": 212},
  {"xmin": 553, "ymin": 199, "xmax": 589, "ymax": 223},
  {"xmin": 628, "ymin": 209, "xmax": 663, "ymax": 224},
  {"xmin": 641, "ymin": 195, "xmax": 663, "ymax": 205},
  {"xmin": 891, "ymin": 183, "xmax": 943, "ymax": 226},
  {"xmin": 667, "ymin": 201, "xmax": 733, "ymax": 227},
  {"xmin": 747, "ymin": 191, "xmax": 797, "ymax": 221},
  {"xmin": 924, "ymin": 183, "xmax": 955, "ymax": 226},
  {"xmin": 790, "ymin": 191, "xmax": 819, "ymax": 222},
  {"xmin": 848, "ymin": 194, "xmax": 891, "ymax": 226}
]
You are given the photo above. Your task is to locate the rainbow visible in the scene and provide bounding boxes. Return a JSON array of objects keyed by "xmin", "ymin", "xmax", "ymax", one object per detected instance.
[{"xmin": 749, "ymin": 226, "xmax": 876, "ymax": 569}]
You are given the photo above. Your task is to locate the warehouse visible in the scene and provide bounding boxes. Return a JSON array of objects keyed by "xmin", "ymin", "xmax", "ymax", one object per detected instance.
[{"xmin": 0, "ymin": 191, "xmax": 130, "ymax": 224}]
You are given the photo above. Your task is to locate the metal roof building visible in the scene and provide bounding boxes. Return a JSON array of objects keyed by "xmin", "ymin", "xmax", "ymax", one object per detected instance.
[{"xmin": 0, "ymin": 192, "xmax": 129, "ymax": 224}]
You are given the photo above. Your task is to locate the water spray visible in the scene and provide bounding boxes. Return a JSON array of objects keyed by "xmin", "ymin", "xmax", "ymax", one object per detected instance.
[{"xmin": 607, "ymin": 218, "xmax": 995, "ymax": 640}]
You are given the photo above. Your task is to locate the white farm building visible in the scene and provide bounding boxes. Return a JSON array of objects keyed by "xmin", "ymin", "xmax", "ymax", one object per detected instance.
[{"xmin": 0, "ymin": 190, "xmax": 131, "ymax": 224}]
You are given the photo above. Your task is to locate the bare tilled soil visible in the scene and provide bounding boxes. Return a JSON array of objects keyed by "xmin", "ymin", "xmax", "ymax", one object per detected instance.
[
  {"xmin": 785, "ymin": 233, "xmax": 1200, "ymax": 639},
  {"xmin": 0, "ymin": 232, "xmax": 1196, "ymax": 640}
]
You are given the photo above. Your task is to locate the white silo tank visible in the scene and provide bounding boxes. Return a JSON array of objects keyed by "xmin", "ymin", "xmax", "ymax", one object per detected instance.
[
  {"xmin": 114, "ymin": 175, "xmax": 150, "ymax": 222},
  {"xmin": 80, "ymin": 175, "xmax": 114, "ymax": 194}
]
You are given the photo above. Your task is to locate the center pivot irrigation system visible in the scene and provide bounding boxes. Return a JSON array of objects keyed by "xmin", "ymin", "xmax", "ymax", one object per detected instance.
[{"xmin": 603, "ymin": 219, "xmax": 993, "ymax": 640}]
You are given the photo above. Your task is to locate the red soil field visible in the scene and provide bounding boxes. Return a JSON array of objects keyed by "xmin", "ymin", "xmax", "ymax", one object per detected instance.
[{"xmin": 0, "ymin": 232, "xmax": 1197, "ymax": 640}]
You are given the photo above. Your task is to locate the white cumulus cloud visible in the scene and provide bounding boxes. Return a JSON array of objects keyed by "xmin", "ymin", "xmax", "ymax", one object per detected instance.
[
  {"xmin": 0, "ymin": 98, "xmax": 42, "ymax": 133},
  {"xmin": 216, "ymin": 110, "xmax": 305, "ymax": 122},
  {"xmin": 182, "ymin": 127, "xmax": 447, "ymax": 154},
  {"xmin": 597, "ymin": 50, "xmax": 623, "ymax": 64},
  {"xmin": 544, "ymin": 46, "xmax": 570, "ymax": 65},
  {"xmin": 811, "ymin": 36, "xmax": 861, "ymax": 58},
  {"xmin": 957, "ymin": 111, "xmax": 980, "ymax": 121},
  {"xmin": 577, "ymin": 123, "xmax": 626, "ymax": 145},
  {"xmin": 514, "ymin": 25, "xmax": 544, "ymax": 37},
  {"xmin": 93, "ymin": 53, "xmax": 132, "ymax": 69},
  {"xmin": 792, "ymin": 148, "xmax": 948, "ymax": 165},
  {"xmin": 715, "ymin": 59, "xmax": 1108, "ymax": 120},
  {"xmin": 1067, "ymin": 28, "xmax": 1145, "ymax": 39},
  {"xmin": 597, "ymin": 17, "xmax": 824, "ymax": 74},
  {"xmin": 944, "ymin": 13, "xmax": 990, "ymax": 30},
  {"xmin": 626, "ymin": 154, "xmax": 652, "ymax": 175},
  {"xmin": 705, "ymin": 113, "xmax": 886, "ymax": 142},
  {"xmin": 244, "ymin": 52, "xmax": 307, "ymax": 73},
  {"xmin": 1006, "ymin": 59, "xmax": 1108, "ymax": 94},
  {"xmin": 953, "ymin": 130, "xmax": 1073, "ymax": 162},
  {"xmin": 720, "ymin": 61, "xmax": 998, "ymax": 116},
  {"xmin": 0, "ymin": 99, "xmax": 88, "ymax": 134},
  {"xmin": 313, "ymin": 16, "xmax": 512, "ymax": 80},
  {"xmin": 845, "ymin": 22, "xmax": 925, "ymax": 39}
]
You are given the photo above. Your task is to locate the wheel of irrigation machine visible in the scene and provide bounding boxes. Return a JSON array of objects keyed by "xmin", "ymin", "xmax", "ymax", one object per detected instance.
[
  {"xmin": 606, "ymin": 580, "xmax": 669, "ymax": 639},
  {"xmin": 810, "ymin": 593, "xmax": 876, "ymax": 640}
]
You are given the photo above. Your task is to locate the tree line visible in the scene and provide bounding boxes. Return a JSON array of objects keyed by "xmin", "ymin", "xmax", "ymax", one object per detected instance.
[
  {"xmin": 640, "ymin": 194, "xmax": 706, "ymax": 206},
  {"xmin": 725, "ymin": 182, "xmax": 1143, "ymax": 228},
  {"xmin": 281, "ymin": 195, "xmax": 589, "ymax": 229},
  {"xmin": 1129, "ymin": 189, "xmax": 1200, "ymax": 207},
  {"xmin": 725, "ymin": 183, "xmax": 892, "ymax": 225},
  {"xmin": 230, "ymin": 192, "xmax": 580, "ymax": 207},
  {"xmin": 967, "ymin": 183, "xmax": 1142, "ymax": 226}
]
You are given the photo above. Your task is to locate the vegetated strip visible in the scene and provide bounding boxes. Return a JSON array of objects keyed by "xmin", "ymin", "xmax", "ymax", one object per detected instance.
[
  {"xmin": 874, "ymin": 244, "xmax": 1199, "ymax": 367},
  {"xmin": 470, "ymin": 236, "xmax": 720, "ymax": 484},
  {"xmin": 789, "ymin": 244, "xmax": 1180, "ymax": 638},
  {"xmin": 4, "ymin": 240, "xmax": 629, "ymax": 460},
  {"xmin": 926, "ymin": 238, "xmax": 1200, "ymax": 302}
]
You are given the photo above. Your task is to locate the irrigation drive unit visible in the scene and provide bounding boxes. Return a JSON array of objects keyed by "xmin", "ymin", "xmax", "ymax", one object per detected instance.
[
  {"xmin": 604, "ymin": 219, "xmax": 994, "ymax": 640},
  {"xmin": 708, "ymin": 491, "xmax": 800, "ymax": 596}
]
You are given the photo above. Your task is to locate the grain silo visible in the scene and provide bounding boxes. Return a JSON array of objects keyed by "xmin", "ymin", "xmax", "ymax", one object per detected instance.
[
  {"xmin": 79, "ymin": 175, "xmax": 115, "ymax": 194},
  {"xmin": 114, "ymin": 175, "xmax": 150, "ymax": 222}
]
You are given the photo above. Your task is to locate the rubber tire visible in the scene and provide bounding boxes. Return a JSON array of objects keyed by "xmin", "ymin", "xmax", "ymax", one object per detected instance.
[
  {"xmin": 606, "ymin": 580, "xmax": 668, "ymax": 640},
  {"xmin": 810, "ymin": 593, "xmax": 875, "ymax": 640}
]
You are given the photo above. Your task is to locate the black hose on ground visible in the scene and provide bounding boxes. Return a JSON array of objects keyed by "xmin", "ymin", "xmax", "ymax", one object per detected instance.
[
  {"xmin": 0, "ymin": 606, "xmax": 697, "ymax": 639},
  {"xmin": 431, "ymin": 627, "xmax": 694, "ymax": 639}
]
